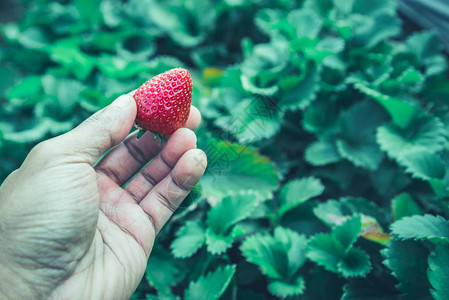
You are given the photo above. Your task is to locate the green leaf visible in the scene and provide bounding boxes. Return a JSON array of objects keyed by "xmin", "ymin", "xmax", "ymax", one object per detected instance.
[
  {"xmin": 278, "ymin": 177, "xmax": 324, "ymax": 217},
  {"xmin": 240, "ymin": 74, "xmax": 279, "ymax": 96},
  {"xmin": 377, "ymin": 115, "xmax": 446, "ymax": 160},
  {"xmin": 338, "ymin": 247, "xmax": 371, "ymax": 278},
  {"xmin": 207, "ymin": 192, "xmax": 260, "ymax": 235},
  {"xmin": 48, "ymin": 45, "xmax": 95, "ymax": 80},
  {"xmin": 428, "ymin": 243, "xmax": 449, "ymax": 300},
  {"xmin": 41, "ymin": 75, "xmax": 85, "ymax": 114},
  {"xmin": 336, "ymin": 100, "xmax": 387, "ymax": 170},
  {"xmin": 355, "ymin": 83, "xmax": 417, "ymax": 129},
  {"xmin": 254, "ymin": 9, "xmax": 283, "ymax": 35},
  {"xmin": 333, "ymin": 0, "xmax": 355, "ymax": 14},
  {"xmin": 4, "ymin": 25, "xmax": 50, "ymax": 49},
  {"xmin": 370, "ymin": 161, "xmax": 411, "ymax": 198},
  {"xmin": 336, "ymin": 137, "xmax": 383, "ymax": 171},
  {"xmin": 278, "ymin": 65, "xmax": 320, "ymax": 111},
  {"xmin": 241, "ymin": 232, "xmax": 288, "ymax": 279},
  {"xmin": 391, "ymin": 214, "xmax": 449, "ymax": 242},
  {"xmin": 170, "ymin": 221, "xmax": 205, "ymax": 258},
  {"xmin": 287, "ymin": 9, "xmax": 322, "ymax": 39},
  {"xmin": 75, "ymin": 0, "xmax": 101, "ymax": 23},
  {"xmin": 0, "ymin": 66, "xmax": 17, "ymax": 97},
  {"xmin": 304, "ymin": 0, "xmax": 332, "ymax": 18},
  {"xmin": 7, "ymin": 75, "xmax": 42, "ymax": 102},
  {"xmin": 392, "ymin": 193, "xmax": 422, "ymax": 221},
  {"xmin": 352, "ymin": 0, "xmax": 397, "ymax": 16},
  {"xmin": 407, "ymin": 31, "xmax": 442, "ymax": 62},
  {"xmin": 240, "ymin": 227, "xmax": 308, "ymax": 280},
  {"xmin": 214, "ymin": 96, "xmax": 283, "ymax": 144},
  {"xmin": 2, "ymin": 118, "xmax": 74, "ymax": 143},
  {"xmin": 145, "ymin": 56, "xmax": 186, "ymax": 75},
  {"xmin": 305, "ymin": 139, "xmax": 341, "ymax": 166},
  {"xmin": 98, "ymin": 55, "xmax": 151, "ymax": 79},
  {"xmin": 98, "ymin": 0, "xmax": 122, "ymax": 27},
  {"xmin": 306, "ymin": 234, "xmax": 345, "ymax": 273},
  {"xmin": 382, "ymin": 239, "xmax": 431, "ymax": 298},
  {"xmin": 339, "ymin": 100, "xmax": 388, "ymax": 139},
  {"xmin": 205, "ymin": 225, "xmax": 243, "ymax": 255},
  {"xmin": 316, "ymin": 36, "xmax": 345, "ymax": 57},
  {"xmin": 147, "ymin": 0, "xmax": 215, "ymax": 48},
  {"xmin": 332, "ymin": 216, "xmax": 362, "ymax": 250},
  {"xmin": 268, "ymin": 276, "xmax": 305, "ymax": 298},
  {"xmin": 201, "ymin": 141, "xmax": 279, "ymax": 203},
  {"xmin": 398, "ymin": 68, "xmax": 424, "ymax": 85},
  {"xmin": 205, "ymin": 192, "xmax": 259, "ymax": 254},
  {"xmin": 353, "ymin": 13, "xmax": 401, "ymax": 49},
  {"xmin": 313, "ymin": 199, "xmax": 348, "ymax": 226},
  {"xmin": 240, "ymin": 40, "xmax": 288, "ymax": 96},
  {"xmin": 313, "ymin": 198, "xmax": 387, "ymax": 239},
  {"xmin": 406, "ymin": 31, "xmax": 447, "ymax": 76},
  {"xmin": 146, "ymin": 246, "xmax": 181, "ymax": 295},
  {"xmin": 398, "ymin": 149, "xmax": 445, "ymax": 181},
  {"xmin": 184, "ymin": 265, "xmax": 236, "ymax": 300}
]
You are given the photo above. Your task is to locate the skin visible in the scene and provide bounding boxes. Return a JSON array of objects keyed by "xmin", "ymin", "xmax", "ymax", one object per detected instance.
[{"xmin": 0, "ymin": 93, "xmax": 207, "ymax": 299}]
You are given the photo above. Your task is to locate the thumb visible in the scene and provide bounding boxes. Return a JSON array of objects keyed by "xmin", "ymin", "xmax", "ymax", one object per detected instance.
[{"xmin": 58, "ymin": 93, "xmax": 137, "ymax": 165}]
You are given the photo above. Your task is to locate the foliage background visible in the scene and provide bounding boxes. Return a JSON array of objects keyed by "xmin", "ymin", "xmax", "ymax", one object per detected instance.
[{"xmin": 2, "ymin": 0, "xmax": 449, "ymax": 299}]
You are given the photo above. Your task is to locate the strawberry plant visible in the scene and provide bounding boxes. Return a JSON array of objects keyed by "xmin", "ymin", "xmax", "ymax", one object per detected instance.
[{"xmin": 2, "ymin": 0, "xmax": 449, "ymax": 299}]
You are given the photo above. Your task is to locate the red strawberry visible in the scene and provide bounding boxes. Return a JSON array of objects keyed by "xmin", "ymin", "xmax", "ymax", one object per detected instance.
[{"xmin": 133, "ymin": 68, "xmax": 192, "ymax": 136}]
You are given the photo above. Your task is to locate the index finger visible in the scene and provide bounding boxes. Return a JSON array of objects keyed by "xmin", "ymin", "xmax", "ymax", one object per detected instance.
[{"xmin": 95, "ymin": 105, "xmax": 202, "ymax": 186}]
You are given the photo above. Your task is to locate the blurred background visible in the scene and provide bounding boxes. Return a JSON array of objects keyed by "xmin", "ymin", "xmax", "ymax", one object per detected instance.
[
  {"xmin": 2, "ymin": 0, "xmax": 449, "ymax": 299},
  {"xmin": 0, "ymin": 0, "xmax": 447, "ymax": 183}
]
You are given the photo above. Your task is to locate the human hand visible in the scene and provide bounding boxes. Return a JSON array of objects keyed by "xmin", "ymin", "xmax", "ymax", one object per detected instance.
[{"xmin": 0, "ymin": 93, "xmax": 207, "ymax": 299}]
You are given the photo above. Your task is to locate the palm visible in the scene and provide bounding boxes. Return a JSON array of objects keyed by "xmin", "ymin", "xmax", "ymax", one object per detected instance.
[
  {"xmin": 49, "ymin": 180, "xmax": 153, "ymax": 299},
  {"xmin": 50, "ymin": 122, "xmax": 204, "ymax": 299},
  {"xmin": 0, "ymin": 99, "xmax": 205, "ymax": 299}
]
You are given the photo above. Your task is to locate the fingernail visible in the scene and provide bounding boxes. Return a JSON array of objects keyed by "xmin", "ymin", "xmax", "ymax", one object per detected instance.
[{"xmin": 112, "ymin": 95, "xmax": 132, "ymax": 108}]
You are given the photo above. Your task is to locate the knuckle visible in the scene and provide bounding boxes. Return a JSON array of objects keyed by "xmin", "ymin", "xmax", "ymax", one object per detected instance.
[
  {"xmin": 171, "ymin": 173, "xmax": 193, "ymax": 192},
  {"xmin": 84, "ymin": 110, "xmax": 112, "ymax": 133},
  {"xmin": 124, "ymin": 138, "xmax": 147, "ymax": 165},
  {"xmin": 155, "ymin": 191, "xmax": 178, "ymax": 213},
  {"xmin": 26, "ymin": 139, "xmax": 62, "ymax": 169},
  {"xmin": 30, "ymin": 140, "xmax": 56, "ymax": 159},
  {"xmin": 82, "ymin": 111, "xmax": 117, "ymax": 148}
]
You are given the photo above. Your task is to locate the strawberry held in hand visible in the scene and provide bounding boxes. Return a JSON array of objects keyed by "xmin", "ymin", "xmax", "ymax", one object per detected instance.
[{"xmin": 133, "ymin": 68, "xmax": 192, "ymax": 136}]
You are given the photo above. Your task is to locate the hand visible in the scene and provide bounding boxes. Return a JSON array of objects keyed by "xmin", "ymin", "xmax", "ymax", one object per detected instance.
[{"xmin": 0, "ymin": 94, "xmax": 207, "ymax": 299}]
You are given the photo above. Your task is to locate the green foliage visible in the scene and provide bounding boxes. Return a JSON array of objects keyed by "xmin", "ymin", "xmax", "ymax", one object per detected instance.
[
  {"xmin": 184, "ymin": 265, "xmax": 236, "ymax": 300},
  {"xmin": 3, "ymin": 0, "xmax": 449, "ymax": 298},
  {"xmin": 307, "ymin": 216, "xmax": 372, "ymax": 278},
  {"xmin": 382, "ymin": 239, "xmax": 431, "ymax": 298},
  {"xmin": 206, "ymin": 192, "xmax": 259, "ymax": 254},
  {"xmin": 277, "ymin": 177, "xmax": 324, "ymax": 217},
  {"xmin": 428, "ymin": 243, "xmax": 449, "ymax": 300},
  {"xmin": 391, "ymin": 214, "xmax": 449, "ymax": 242},
  {"xmin": 146, "ymin": 245, "xmax": 182, "ymax": 295},
  {"xmin": 240, "ymin": 227, "xmax": 307, "ymax": 298},
  {"xmin": 391, "ymin": 193, "xmax": 422, "ymax": 221},
  {"xmin": 200, "ymin": 141, "xmax": 279, "ymax": 203},
  {"xmin": 170, "ymin": 221, "xmax": 205, "ymax": 259}
]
